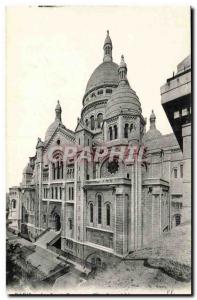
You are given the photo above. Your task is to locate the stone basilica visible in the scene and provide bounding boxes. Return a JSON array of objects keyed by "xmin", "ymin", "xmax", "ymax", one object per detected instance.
[{"xmin": 8, "ymin": 31, "xmax": 191, "ymax": 266}]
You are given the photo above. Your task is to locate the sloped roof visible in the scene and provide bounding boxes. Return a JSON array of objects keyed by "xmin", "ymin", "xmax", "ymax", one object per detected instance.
[{"xmin": 145, "ymin": 133, "xmax": 179, "ymax": 151}]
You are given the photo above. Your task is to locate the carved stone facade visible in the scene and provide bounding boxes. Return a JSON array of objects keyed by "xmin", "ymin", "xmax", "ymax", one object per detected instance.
[{"xmin": 8, "ymin": 32, "xmax": 189, "ymax": 266}]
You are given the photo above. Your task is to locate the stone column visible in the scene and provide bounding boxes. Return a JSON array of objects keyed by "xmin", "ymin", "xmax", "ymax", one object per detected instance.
[
  {"xmin": 74, "ymin": 160, "xmax": 78, "ymax": 240},
  {"xmin": 130, "ymin": 163, "xmax": 135, "ymax": 251},
  {"xmin": 118, "ymin": 115, "xmax": 123, "ymax": 139},
  {"xmin": 104, "ymin": 121, "xmax": 108, "ymax": 141},
  {"xmin": 137, "ymin": 160, "xmax": 142, "ymax": 249}
]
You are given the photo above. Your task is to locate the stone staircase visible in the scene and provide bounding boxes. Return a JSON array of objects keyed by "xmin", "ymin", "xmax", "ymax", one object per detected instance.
[{"xmin": 34, "ymin": 229, "xmax": 60, "ymax": 249}]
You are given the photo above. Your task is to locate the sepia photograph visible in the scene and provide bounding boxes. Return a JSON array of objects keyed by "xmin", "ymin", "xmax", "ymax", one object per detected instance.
[{"xmin": 6, "ymin": 5, "xmax": 192, "ymax": 295}]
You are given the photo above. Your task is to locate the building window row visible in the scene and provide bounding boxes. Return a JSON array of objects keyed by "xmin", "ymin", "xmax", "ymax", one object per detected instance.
[
  {"xmin": 68, "ymin": 187, "xmax": 74, "ymax": 200},
  {"xmin": 43, "ymin": 169, "xmax": 49, "ymax": 181},
  {"xmin": 172, "ymin": 202, "xmax": 182, "ymax": 209},
  {"xmin": 85, "ymin": 88, "xmax": 113, "ymax": 104},
  {"xmin": 124, "ymin": 123, "xmax": 133, "ymax": 138},
  {"xmin": 109, "ymin": 125, "xmax": 118, "ymax": 140},
  {"xmin": 173, "ymin": 165, "xmax": 183, "ymax": 179},
  {"xmin": 67, "ymin": 167, "xmax": 74, "ymax": 179},
  {"xmin": 89, "ymin": 195, "xmax": 111, "ymax": 226},
  {"xmin": 52, "ymin": 161, "xmax": 64, "ymax": 180},
  {"xmin": 174, "ymin": 107, "xmax": 191, "ymax": 119},
  {"xmin": 87, "ymin": 113, "xmax": 103, "ymax": 130},
  {"xmin": 51, "ymin": 186, "xmax": 63, "ymax": 200}
]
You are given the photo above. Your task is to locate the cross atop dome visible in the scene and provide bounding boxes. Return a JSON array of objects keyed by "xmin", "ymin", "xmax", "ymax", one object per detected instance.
[{"xmin": 103, "ymin": 30, "xmax": 113, "ymax": 62}]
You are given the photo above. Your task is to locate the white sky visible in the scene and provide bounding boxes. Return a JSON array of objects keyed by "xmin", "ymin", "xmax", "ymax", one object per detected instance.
[{"xmin": 6, "ymin": 6, "xmax": 190, "ymax": 190}]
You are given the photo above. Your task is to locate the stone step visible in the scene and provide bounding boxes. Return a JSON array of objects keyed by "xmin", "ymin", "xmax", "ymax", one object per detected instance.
[{"xmin": 34, "ymin": 229, "xmax": 60, "ymax": 248}]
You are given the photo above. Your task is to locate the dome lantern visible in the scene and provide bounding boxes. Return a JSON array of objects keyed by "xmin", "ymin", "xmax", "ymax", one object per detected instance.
[
  {"xmin": 55, "ymin": 100, "xmax": 62, "ymax": 122},
  {"xmin": 144, "ymin": 110, "xmax": 162, "ymax": 141},
  {"xmin": 150, "ymin": 110, "xmax": 156, "ymax": 129},
  {"xmin": 45, "ymin": 100, "xmax": 65, "ymax": 142},
  {"xmin": 103, "ymin": 30, "xmax": 113, "ymax": 62},
  {"xmin": 118, "ymin": 55, "xmax": 128, "ymax": 84}
]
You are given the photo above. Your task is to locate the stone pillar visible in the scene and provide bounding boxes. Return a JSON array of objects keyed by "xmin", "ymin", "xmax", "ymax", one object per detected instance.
[
  {"xmin": 104, "ymin": 121, "xmax": 108, "ymax": 141},
  {"xmin": 182, "ymin": 122, "xmax": 191, "ymax": 222},
  {"xmin": 74, "ymin": 160, "xmax": 78, "ymax": 240},
  {"xmin": 129, "ymin": 158, "xmax": 142, "ymax": 251},
  {"xmin": 130, "ymin": 163, "xmax": 135, "ymax": 251},
  {"xmin": 114, "ymin": 189, "xmax": 128, "ymax": 256},
  {"xmin": 137, "ymin": 161, "xmax": 142, "ymax": 249},
  {"xmin": 118, "ymin": 115, "xmax": 123, "ymax": 139}
]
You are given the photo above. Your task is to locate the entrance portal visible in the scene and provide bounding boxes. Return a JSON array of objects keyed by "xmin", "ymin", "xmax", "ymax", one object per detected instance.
[
  {"xmin": 51, "ymin": 212, "xmax": 61, "ymax": 231},
  {"xmin": 55, "ymin": 213, "xmax": 61, "ymax": 231}
]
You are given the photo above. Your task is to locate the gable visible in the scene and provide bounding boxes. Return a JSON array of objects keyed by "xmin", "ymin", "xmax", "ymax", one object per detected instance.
[{"xmin": 43, "ymin": 126, "xmax": 75, "ymax": 156}]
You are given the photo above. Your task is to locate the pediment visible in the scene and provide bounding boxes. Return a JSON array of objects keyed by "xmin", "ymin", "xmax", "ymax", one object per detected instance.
[{"xmin": 44, "ymin": 126, "xmax": 75, "ymax": 152}]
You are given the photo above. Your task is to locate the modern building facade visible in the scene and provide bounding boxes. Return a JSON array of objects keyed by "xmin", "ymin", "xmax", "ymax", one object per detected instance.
[
  {"xmin": 161, "ymin": 55, "xmax": 191, "ymax": 223},
  {"xmin": 8, "ymin": 32, "xmax": 191, "ymax": 266},
  {"xmin": 8, "ymin": 186, "xmax": 21, "ymax": 233}
]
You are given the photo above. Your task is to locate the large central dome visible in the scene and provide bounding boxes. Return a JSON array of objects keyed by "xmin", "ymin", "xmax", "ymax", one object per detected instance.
[
  {"xmin": 85, "ymin": 61, "xmax": 119, "ymax": 94},
  {"xmin": 84, "ymin": 31, "xmax": 119, "ymax": 98}
]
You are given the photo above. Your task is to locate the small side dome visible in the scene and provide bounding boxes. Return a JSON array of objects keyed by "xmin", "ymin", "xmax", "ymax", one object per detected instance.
[
  {"xmin": 145, "ymin": 128, "xmax": 162, "ymax": 141},
  {"xmin": 23, "ymin": 163, "xmax": 33, "ymax": 174},
  {"xmin": 144, "ymin": 110, "xmax": 162, "ymax": 141},
  {"xmin": 45, "ymin": 101, "xmax": 65, "ymax": 142},
  {"xmin": 45, "ymin": 120, "xmax": 62, "ymax": 142},
  {"xmin": 105, "ymin": 55, "xmax": 141, "ymax": 119}
]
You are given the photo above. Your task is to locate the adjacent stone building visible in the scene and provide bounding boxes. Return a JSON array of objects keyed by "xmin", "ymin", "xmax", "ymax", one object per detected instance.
[{"xmin": 8, "ymin": 32, "xmax": 191, "ymax": 266}]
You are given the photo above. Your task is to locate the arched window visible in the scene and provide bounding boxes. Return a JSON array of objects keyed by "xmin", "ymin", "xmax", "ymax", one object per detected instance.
[
  {"xmin": 90, "ymin": 116, "xmax": 95, "ymax": 130},
  {"xmin": 114, "ymin": 125, "xmax": 118, "ymax": 139},
  {"xmin": 85, "ymin": 119, "xmax": 89, "ymax": 127},
  {"xmin": 55, "ymin": 187, "xmax": 58, "ymax": 199},
  {"xmin": 91, "ymin": 93, "xmax": 96, "ymax": 98},
  {"xmin": 90, "ymin": 203, "xmax": 93, "ymax": 223},
  {"xmin": 52, "ymin": 163, "xmax": 55, "ymax": 180},
  {"xmin": 124, "ymin": 123, "xmax": 129, "ymax": 138},
  {"xmin": 130, "ymin": 123, "xmax": 133, "ymax": 132},
  {"xmin": 174, "ymin": 168, "xmax": 178, "ymax": 178},
  {"xmin": 106, "ymin": 89, "xmax": 112, "ymax": 94},
  {"xmin": 180, "ymin": 165, "xmax": 183, "ymax": 178},
  {"xmin": 106, "ymin": 203, "xmax": 110, "ymax": 226},
  {"xmin": 97, "ymin": 113, "xmax": 103, "ymax": 129},
  {"xmin": 61, "ymin": 161, "xmax": 64, "ymax": 179},
  {"xmin": 98, "ymin": 195, "xmax": 102, "ymax": 224},
  {"xmin": 98, "ymin": 89, "xmax": 103, "ymax": 95},
  {"xmin": 12, "ymin": 199, "xmax": 16, "ymax": 209},
  {"xmin": 105, "ymin": 46, "xmax": 110, "ymax": 55},
  {"xmin": 109, "ymin": 127, "xmax": 113, "ymax": 140},
  {"xmin": 57, "ymin": 161, "xmax": 60, "ymax": 179}
]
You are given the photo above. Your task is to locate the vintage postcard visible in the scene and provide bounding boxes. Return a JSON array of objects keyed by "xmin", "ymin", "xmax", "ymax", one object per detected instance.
[{"xmin": 6, "ymin": 6, "xmax": 192, "ymax": 295}]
